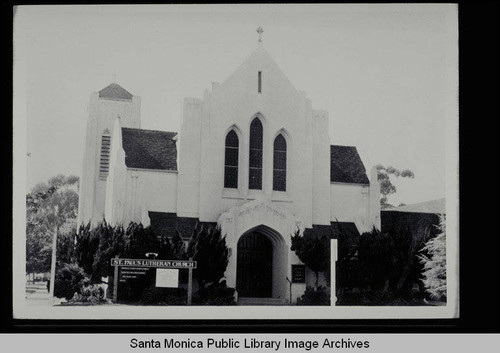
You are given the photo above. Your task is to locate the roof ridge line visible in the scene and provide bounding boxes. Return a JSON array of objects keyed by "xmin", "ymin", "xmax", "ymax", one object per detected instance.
[
  {"xmin": 331, "ymin": 144, "xmax": 357, "ymax": 149},
  {"xmin": 121, "ymin": 127, "xmax": 178, "ymax": 134}
]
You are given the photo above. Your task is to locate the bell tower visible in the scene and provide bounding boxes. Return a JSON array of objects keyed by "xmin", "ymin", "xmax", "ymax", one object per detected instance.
[{"xmin": 77, "ymin": 83, "xmax": 141, "ymax": 227}]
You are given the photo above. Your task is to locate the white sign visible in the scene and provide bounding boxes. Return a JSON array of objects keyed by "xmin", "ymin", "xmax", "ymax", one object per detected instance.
[{"xmin": 155, "ymin": 268, "xmax": 179, "ymax": 288}]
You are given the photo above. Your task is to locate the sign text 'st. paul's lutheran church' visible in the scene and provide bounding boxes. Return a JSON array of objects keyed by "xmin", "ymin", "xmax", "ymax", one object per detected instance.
[{"xmin": 77, "ymin": 35, "xmax": 381, "ymax": 303}]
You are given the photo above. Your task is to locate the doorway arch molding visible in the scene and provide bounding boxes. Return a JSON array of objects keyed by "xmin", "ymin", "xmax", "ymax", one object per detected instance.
[{"xmin": 218, "ymin": 199, "xmax": 304, "ymax": 299}]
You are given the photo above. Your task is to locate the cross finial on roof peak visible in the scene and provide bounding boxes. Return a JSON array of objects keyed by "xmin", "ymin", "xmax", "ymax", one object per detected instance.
[{"xmin": 256, "ymin": 26, "xmax": 264, "ymax": 43}]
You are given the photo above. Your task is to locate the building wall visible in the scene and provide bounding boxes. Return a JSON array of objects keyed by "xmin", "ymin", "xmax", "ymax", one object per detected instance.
[
  {"xmin": 330, "ymin": 183, "xmax": 369, "ymax": 233},
  {"xmin": 312, "ymin": 110, "xmax": 332, "ymax": 226},
  {"xmin": 106, "ymin": 169, "xmax": 178, "ymax": 227},
  {"xmin": 177, "ymin": 45, "xmax": 318, "ymax": 232},
  {"xmin": 176, "ymin": 98, "xmax": 202, "ymax": 218},
  {"xmin": 78, "ymin": 92, "xmax": 141, "ymax": 227},
  {"xmin": 105, "ymin": 121, "xmax": 178, "ymax": 226}
]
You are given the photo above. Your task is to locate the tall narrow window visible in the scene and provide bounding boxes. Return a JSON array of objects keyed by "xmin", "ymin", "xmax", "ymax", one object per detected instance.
[
  {"xmin": 249, "ymin": 118, "xmax": 263, "ymax": 190},
  {"xmin": 99, "ymin": 134, "xmax": 111, "ymax": 180},
  {"xmin": 224, "ymin": 130, "xmax": 239, "ymax": 188},
  {"xmin": 273, "ymin": 134, "xmax": 287, "ymax": 191},
  {"xmin": 258, "ymin": 71, "xmax": 262, "ymax": 93}
]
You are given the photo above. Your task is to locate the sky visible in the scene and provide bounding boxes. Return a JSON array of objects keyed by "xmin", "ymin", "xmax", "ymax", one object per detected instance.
[{"xmin": 14, "ymin": 4, "xmax": 457, "ymax": 206}]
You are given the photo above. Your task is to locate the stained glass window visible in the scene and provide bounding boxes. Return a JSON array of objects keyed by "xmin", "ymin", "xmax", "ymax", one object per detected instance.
[
  {"xmin": 224, "ymin": 130, "xmax": 239, "ymax": 188},
  {"xmin": 249, "ymin": 118, "xmax": 263, "ymax": 190},
  {"xmin": 273, "ymin": 134, "xmax": 286, "ymax": 191}
]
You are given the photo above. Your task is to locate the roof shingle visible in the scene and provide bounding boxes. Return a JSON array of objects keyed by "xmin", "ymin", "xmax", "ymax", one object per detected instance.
[
  {"xmin": 121, "ymin": 128, "xmax": 177, "ymax": 170},
  {"xmin": 148, "ymin": 212, "xmax": 217, "ymax": 239},
  {"xmin": 385, "ymin": 198, "xmax": 445, "ymax": 214},
  {"xmin": 330, "ymin": 221, "xmax": 361, "ymax": 239},
  {"xmin": 330, "ymin": 145, "xmax": 369, "ymax": 185},
  {"xmin": 99, "ymin": 83, "xmax": 133, "ymax": 101}
]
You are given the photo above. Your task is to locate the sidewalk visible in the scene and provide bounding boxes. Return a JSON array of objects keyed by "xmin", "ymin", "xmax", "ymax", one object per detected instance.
[{"xmin": 25, "ymin": 283, "xmax": 64, "ymax": 306}]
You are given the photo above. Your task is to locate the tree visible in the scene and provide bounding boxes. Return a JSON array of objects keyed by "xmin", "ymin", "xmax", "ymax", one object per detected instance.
[
  {"xmin": 375, "ymin": 164, "xmax": 415, "ymax": 209},
  {"xmin": 53, "ymin": 263, "xmax": 88, "ymax": 300},
  {"xmin": 91, "ymin": 221, "xmax": 125, "ymax": 282},
  {"xmin": 419, "ymin": 215, "xmax": 446, "ymax": 301},
  {"xmin": 335, "ymin": 221, "xmax": 363, "ymax": 295},
  {"xmin": 357, "ymin": 227, "xmax": 394, "ymax": 291},
  {"xmin": 75, "ymin": 222, "xmax": 100, "ymax": 276},
  {"xmin": 187, "ymin": 224, "xmax": 229, "ymax": 290},
  {"xmin": 26, "ymin": 175, "xmax": 79, "ymax": 280},
  {"xmin": 291, "ymin": 229, "xmax": 330, "ymax": 290},
  {"xmin": 124, "ymin": 222, "xmax": 160, "ymax": 259},
  {"xmin": 171, "ymin": 230, "xmax": 187, "ymax": 260},
  {"xmin": 56, "ymin": 223, "xmax": 77, "ymax": 268}
]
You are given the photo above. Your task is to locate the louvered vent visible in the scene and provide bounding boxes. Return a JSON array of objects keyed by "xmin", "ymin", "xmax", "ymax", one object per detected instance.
[{"xmin": 99, "ymin": 135, "xmax": 111, "ymax": 180}]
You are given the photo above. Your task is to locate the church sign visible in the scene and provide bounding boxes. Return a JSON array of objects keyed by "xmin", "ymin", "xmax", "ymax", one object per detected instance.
[
  {"xmin": 111, "ymin": 258, "xmax": 197, "ymax": 269},
  {"xmin": 118, "ymin": 267, "xmax": 150, "ymax": 282},
  {"xmin": 111, "ymin": 256, "xmax": 196, "ymax": 305}
]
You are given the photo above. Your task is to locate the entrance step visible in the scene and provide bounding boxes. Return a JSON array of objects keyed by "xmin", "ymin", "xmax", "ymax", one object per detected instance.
[{"xmin": 237, "ymin": 297, "xmax": 288, "ymax": 306}]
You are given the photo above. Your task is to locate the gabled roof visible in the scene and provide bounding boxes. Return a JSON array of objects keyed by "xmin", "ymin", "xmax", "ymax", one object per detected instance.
[
  {"xmin": 148, "ymin": 212, "xmax": 217, "ymax": 239},
  {"xmin": 330, "ymin": 145, "xmax": 369, "ymax": 185},
  {"xmin": 303, "ymin": 224, "xmax": 333, "ymax": 239},
  {"xmin": 330, "ymin": 221, "xmax": 361, "ymax": 239},
  {"xmin": 121, "ymin": 128, "xmax": 177, "ymax": 171},
  {"xmin": 99, "ymin": 83, "xmax": 133, "ymax": 101},
  {"xmin": 385, "ymin": 198, "xmax": 446, "ymax": 215},
  {"xmin": 221, "ymin": 43, "xmax": 298, "ymax": 95}
]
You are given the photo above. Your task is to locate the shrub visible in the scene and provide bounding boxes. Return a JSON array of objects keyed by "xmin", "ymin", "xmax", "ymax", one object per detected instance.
[
  {"xmin": 357, "ymin": 228, "xmax": 394, "ymax": 291},
  {"xmin": 187, "ymin": 225, "xmax": 229, "ymax": 290},
  {"xmin": 92, "ymin": 222, "xmax": 124, "ymax": 282},
  {"xmin": 336, "ymin": 288, "xmax": 426, "ymax": 306},
  {"xmin": 54, "ymin": 263, "xmax": 88, "ymax": 300},
  {"xmin": 192, "ymin": 281, "xmax": 236, "ymax": 306},
  {"xmin": 69, "ymin": 283, "xmax": 108, "ymax": 304},
  {"xmin": 75, "ymin": 222, "xmax": 99, "ymax": 276},
  {"xmin": 291, "ymin": 229, "xmax": 330, "ymax": 289},
  {"xmin": 336, "ymin": 222, "xmax": 431, "ymax": 305},
  {"xmin": 419, "ymin": 215, "xmax": 446, "ymax": 301},
  {"xmin": 124, "ymin": 222, "xmax": 160, "ymax": 259},
  {"xmin": 139, "ymin": 287, "xmax": 187, "ymax": 305},
  {"xmin": 296, "ymin": 286, "xmax": 330, "ymax": 306}
]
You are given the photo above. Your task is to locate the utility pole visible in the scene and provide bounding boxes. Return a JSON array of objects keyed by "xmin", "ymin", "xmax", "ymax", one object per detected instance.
[{"xmin": 48, "ymin": 206, "xmax": 59, "ymax": 306}]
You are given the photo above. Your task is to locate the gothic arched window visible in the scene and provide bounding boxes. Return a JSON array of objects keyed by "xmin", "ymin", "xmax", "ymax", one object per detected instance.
[
  {"xmin": 273, "ymin": 134, "xmax": 287, "ymax": 191},
  {"xmin": 249, "ymin": 118, "xmax": 263, "ymax": 190},
  {"xmin": 224, "ymin": 130, "xmax": 239, "ymax": 188}
]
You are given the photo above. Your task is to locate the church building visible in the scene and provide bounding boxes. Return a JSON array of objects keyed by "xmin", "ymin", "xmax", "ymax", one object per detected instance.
[{"xmin": 77, "ymin": 33, "xmax": 381, "ymax": 303}]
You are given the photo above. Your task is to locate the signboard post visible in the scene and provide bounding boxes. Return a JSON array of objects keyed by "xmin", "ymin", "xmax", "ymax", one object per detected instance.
[
  {"xmin": 187, "ymin": 257, "xmax": 193, "ymax": 305},
  {"xmin": 113, "ymin": 255, "xmax": 119, "ymax": 302},
  {"xmin": 110, "ymin": 258, "xmax": 197, "ymax": 305}
]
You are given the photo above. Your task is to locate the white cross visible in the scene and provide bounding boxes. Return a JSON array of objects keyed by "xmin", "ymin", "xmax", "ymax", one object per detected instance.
[{"xmin": 256, "ymin": 26, "xmax": 264, "ymax": 42}]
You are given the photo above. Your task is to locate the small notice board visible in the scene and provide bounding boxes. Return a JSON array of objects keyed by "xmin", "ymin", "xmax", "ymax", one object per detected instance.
[
  {"xmin": 155, "ymin": 269, "xmax": 179, "ymax": 288},
  {"xmin": 291, "ymin": 264, "xmax": 306, "ymax": 283}
]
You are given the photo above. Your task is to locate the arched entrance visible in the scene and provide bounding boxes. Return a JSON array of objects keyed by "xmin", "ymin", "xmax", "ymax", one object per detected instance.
[{"xmin": 236, "ymin": 231, "xmax": 273, "ymax": 297}]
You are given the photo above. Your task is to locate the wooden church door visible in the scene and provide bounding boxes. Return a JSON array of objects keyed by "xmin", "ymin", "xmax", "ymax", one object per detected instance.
[{"xmin": 236, "ymin": 232, "xmax": 273, "ymax": 297}]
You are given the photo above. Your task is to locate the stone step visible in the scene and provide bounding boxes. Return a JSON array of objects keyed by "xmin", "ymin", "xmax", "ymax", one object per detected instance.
[{"xmin": 237, "ymin": 297, "xmax": 288, "ymax": 306}]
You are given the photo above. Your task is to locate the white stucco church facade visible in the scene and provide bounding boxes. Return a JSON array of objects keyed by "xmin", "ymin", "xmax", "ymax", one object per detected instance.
[{"xmin": 77, "ymin": 37, "xmax": 381, "ymax": 303}]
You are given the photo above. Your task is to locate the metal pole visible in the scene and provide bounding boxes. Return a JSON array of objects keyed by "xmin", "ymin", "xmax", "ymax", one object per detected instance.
[
  {"xmin": 331, "ymin": 239, "xmax": 338, "ymax": 306},
  {"xmin": 286, "ymin": 277, "xmax": 292, "ymax": 304},
  {"xmin": 187, "ymin": 257, "xmax": 193, "ymax": 305},
  {"xmin": 113, "ymin": 255, "xmax": 119, "ymax": 303},
  {"xmin": 49, "ymin": 224, "xmax": 58, "ymax": 306}
]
